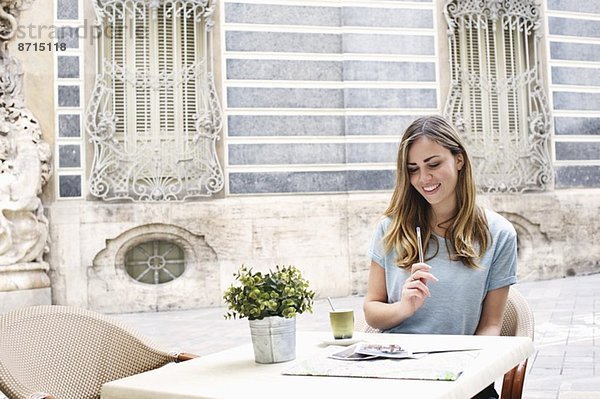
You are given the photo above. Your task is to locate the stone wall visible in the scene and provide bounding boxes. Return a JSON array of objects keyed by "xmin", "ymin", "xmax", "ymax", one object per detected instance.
[
  {"xmin": 46, "ymin": 191, "xmax": 599, "ymax": 313},
  {"xmin": 48, "ymin": 195, "xmax": 360, "ymax": 312}
]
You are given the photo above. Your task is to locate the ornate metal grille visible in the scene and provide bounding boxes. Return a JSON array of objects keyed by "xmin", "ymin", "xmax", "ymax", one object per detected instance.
[
  {"xmin": 86, "ymin": 0, "xmax": 223, "ymax": 201},
  {"xmin": 443, "ymin": 0, "xmax": 552, "ymax": 193},
  {"xmin": 125, "ymin": 240, "xmax": 185, "ymax": 284}
]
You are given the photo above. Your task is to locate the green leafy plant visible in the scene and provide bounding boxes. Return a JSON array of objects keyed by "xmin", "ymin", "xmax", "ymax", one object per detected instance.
[{"xmin": 224, "ymin": 265, "xmax": 315, "ymax": 320}]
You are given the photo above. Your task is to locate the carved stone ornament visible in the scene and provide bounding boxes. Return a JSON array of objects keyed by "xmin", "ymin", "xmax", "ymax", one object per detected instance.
[
  {"xmin": 0, "ymin": 0, "xmax": 34, "ymax": 40},
  {"xmin": 0, "ymin": 0, "xmax": 52, "ymax": 268}
]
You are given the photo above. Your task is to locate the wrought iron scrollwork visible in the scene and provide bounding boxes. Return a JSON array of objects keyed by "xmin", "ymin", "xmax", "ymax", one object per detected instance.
[
  {"xmin": 87, "ymin": 0, "xmax": 223, "ymax": 202},
  {"xmin": 443, "ymin": 0, "xmax": 551, "ymax": 193}
]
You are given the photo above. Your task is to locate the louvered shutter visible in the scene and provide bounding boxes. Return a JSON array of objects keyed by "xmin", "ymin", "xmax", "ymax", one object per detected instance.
[
  {"xmin": 87, "ymin": 0, "xmax": 223, "ymax": 201},
  {"xmin": 444, "ymin": 0, "xmax": 552, "ymax": 192}
]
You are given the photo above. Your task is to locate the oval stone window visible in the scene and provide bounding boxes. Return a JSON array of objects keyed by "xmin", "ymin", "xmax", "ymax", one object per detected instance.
[{"xmin": 125, "ymin": 240, "xmax": 185, "ymax": 284}]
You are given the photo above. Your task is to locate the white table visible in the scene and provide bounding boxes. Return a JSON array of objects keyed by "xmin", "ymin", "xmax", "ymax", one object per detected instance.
[{"xmin": 101, "ymin": 332, "xmax": 534, "ymax": 399}]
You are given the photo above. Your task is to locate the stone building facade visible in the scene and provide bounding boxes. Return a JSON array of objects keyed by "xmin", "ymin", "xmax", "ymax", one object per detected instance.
[{"xmin": 1, "ymin": 0, "xmax": 598, "ymax": 313}]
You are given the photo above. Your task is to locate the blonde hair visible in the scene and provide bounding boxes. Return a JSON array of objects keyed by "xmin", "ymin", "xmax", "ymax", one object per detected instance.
[{"xmin": 383, "ymin": 115, "xmax": 489, "ymax": 269}]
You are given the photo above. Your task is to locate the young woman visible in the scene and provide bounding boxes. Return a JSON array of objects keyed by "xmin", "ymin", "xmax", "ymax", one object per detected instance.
[{"xmin": 363, "ymin": 115, "xmax": 517, "ymax": 399}]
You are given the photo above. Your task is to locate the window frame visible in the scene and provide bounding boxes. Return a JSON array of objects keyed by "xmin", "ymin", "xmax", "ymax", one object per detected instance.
[
  {"xmin": 442, "ymin": 0, "xmax": 552, "ymax": 193},
  {"xmin": 86, "ymin": 0, "xmax": 223, "ymax": 202}
]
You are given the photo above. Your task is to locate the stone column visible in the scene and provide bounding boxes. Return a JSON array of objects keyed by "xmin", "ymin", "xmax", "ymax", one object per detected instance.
[{"xmin": 0, "ymin": 0, "xmax": 53, "ymax": 313}]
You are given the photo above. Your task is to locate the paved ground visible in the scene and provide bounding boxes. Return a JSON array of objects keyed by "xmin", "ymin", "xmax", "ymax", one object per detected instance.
[{"xmin": 113, "ymin": 273, "xmax": 600, "ymax": 399}]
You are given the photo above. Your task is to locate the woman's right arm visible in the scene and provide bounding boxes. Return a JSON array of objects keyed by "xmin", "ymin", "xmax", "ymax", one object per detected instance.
[{"xmin": 363, "ymin": 260, "xmax": 437, "ymax": 331}]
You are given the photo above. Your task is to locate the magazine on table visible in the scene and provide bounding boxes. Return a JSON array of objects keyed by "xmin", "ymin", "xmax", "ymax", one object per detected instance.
[{"xmin": 329, "ymin": 343, "xmax": 425, "ymax": 361}]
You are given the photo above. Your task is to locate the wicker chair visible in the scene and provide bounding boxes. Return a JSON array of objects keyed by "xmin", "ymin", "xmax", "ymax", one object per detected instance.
[
  {"xmin": 357, "ymin": 286, "xmax": 534, "ymax": 399},
  {"xmin": 0, "ymin": 305, "xmax": 197, "ymax": 399},
  {"xmin": 499, "ymin": 287, "xmax": 534, "ymax": 399}
]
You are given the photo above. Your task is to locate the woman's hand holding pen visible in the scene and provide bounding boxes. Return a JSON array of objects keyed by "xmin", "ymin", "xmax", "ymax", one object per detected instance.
[{"xmin": 400, "ymin": 262, "xmax": 438, "ymax": 316}]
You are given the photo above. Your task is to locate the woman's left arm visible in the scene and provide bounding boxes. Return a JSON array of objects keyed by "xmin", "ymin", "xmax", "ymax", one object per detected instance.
[{"xmin": 474, "ymin": 286, "xmax": 510, "ymax": 336}]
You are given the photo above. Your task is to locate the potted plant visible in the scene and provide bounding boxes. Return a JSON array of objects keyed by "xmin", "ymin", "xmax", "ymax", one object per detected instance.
[{"xmin": 224, "ymin": 265, "xmax": 315, "ymax": 364}]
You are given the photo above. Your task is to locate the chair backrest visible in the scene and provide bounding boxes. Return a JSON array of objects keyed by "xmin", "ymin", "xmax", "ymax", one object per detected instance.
[
  {"xmin": 500, "ymin": 287, "xmax": 535, "ymax": 340},
  {"xmin": 0, "ymin": 305, "xmax": 176, "ymax": 399}
]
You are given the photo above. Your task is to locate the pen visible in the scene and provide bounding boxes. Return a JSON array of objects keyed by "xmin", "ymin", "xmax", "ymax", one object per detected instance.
[{"xmin": 416, "ymin": 226, "xmax": 424, "ymax": 264}]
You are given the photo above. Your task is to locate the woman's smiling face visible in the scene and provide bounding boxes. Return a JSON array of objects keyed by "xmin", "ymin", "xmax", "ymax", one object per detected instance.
[{"xmin": 407, "ymin": 136, "xmax": 464, "ymax": 214}]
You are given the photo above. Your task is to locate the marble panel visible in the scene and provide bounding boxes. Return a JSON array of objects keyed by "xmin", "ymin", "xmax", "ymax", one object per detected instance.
[
  {"xmin": 555, "ymin": 166, "xmax": 600, "ymax": 188},
  {"xmin": 59, "ymin": 175, "xmax": 82, "ymax": 197},
  {"xmin": 343, "ymin": 7, "xmax": 432, "ymax": 28},
  {"xmin": 547, "ymin": 0, "xmax": 600, "ymax": 13},
  {"xmin": 227, "ymin": 87, "xmax": 344, "ymax": 108},
  {"xmin": 57, "ymin": 56, "xmax": 80, "ymax": 79},
  {"xmin": 554, "ymin": 117, "xmax": 600, "ymax": 136},
  {"xmin": 224, "ymin": 3, "xmax": 340, "ymax": 26},
  {"xmin": 343, "ymin": 33, "xmax": 434, "ymax": 55},
  {"xmin": 346, "ymin": 170, "xmax": 395, "ymax": 191},
  {"xmin": 225, "ymin": 31, "xmax": 341, "ymax": 53},
  {"xmin": 344, "ymin": 88, "xmax": 437, "ymax": 108},
  {"xmin": 552, "ymin": 66, "xmax": 600, "ymax": 86},
  {"xmin": 58, "ymin": 85, "xmax": 80, "ymax": 107},
  {"xmin": 226, "ymin": 59, "xmax": 342, "ymax": 81},
  {"xmin": 58, "ymin": 144, "xmax": 81, "ymax": 168},
  {"xmin": 346, "ymin": 142, "xmax": 398, "ymax": 163},
  {"xmin": 555, "ymin": 142, "xmax": 600, "ymax": 160},
  {"xmin": 550, "ymin": 42, "xmax": 600, "ymax": 62},
  {"xmin": 227, "ymin": 115, "xmax": 344, "ymax": 136},
  {"xmin": 252, "ymin": 216, "xmax": 345, "ymax": 259},
  {"xmin": 549, "ymin": 17, "xmax": 600, "ymax": 38},
  {"xmin": 229, "ymin": 171, "xmax": 347, "ymax": 193},
  {"xmin": 344, "ymin": 60, "xmax": 435, "ymax": 81},
  {"xmin": 228, "ymin": 143, "xmax": 345, "ymax": 165},
  {"xmin": 229, "ymin": 169, "xmax": 397, "ymax": 193},
  {"xmin": 553, "ymin": 92, "xmax": 600, "ymax": 111},
  {"xmin": 57, "ymin": 0, "xmax": 78, "ymax": 20},
  {"xmin": 346, "ymin": 115, "xmax": 419, "ymax": 135},
  {"xmin": 58, "ymin": 114, "xmax": 81, "ymax": 137},
  {"xmin": 56, "ymin": 26, "xmax": 80, "ymax": 49}
]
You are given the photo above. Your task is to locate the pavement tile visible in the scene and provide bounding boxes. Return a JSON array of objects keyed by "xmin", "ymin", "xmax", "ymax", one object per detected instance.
[
  {"xmin": 560, "ymin": 376, "xmax": 600, "ymax": 391},
  {"xmin": 533, "ymin": 355, "xmax": 565, "ymax": 368},
  {"xmin": 561, "ymin": 368, "xmax": 594, "ymax": 377},
  {"xmin": 529, "ymin": 367, "xmax": 562, "ymax": 376},
  {"xmin": 554, "ymin": 303, "xmax": 576, "ymax": 310},
  {"xmin": 567, "ymin": 339, "xmax": 594, "ymax": 346},
  {"xmin": 525, "ymin": 376, "xmax": 564, "ymax": 390},
  {"xmin": 563, "ymin": 361, "xmax": 594, "ymax": 369},
  {"xmin": 521, "ymin": 390, "xmax": 559, "ymax": 399},
  {"xmin": 550, "ymin": 312, "xmax": 573, "ymax": 323},
  {"xmin": 564, "ymin": 346, "xmax": 600, "ymax": 357},
  {"xmin": 559, "ymin": 393, "xmax": 600, "ymax": 399},
  {"xmin": 535, "ymin": 311, "xmax": 553, "ymax": 323},
  {"xmin": 537, "ymin": 345, "xmax": 567, "ymax": 356}
]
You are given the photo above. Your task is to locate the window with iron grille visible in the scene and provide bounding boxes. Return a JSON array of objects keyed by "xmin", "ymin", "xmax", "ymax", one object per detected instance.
[
  {"xmin": 86, "ymin": 0, "xmax": 223, "ymax": 201},
  {"xmin": 443, "ymin": 0, "xmax": 552, "ymax": 193}
]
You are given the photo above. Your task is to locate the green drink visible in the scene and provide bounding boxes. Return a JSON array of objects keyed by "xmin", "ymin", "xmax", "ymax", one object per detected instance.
[{"xmin": 329, "ymin": 309, "xmax": 354, "ymax": 339}]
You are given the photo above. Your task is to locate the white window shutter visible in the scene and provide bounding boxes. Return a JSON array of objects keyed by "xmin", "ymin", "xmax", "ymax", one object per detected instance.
[
  {"xmin": 443, "ymin": 0, "xmax": 552, "ymax": 192},
  {"xmin": 87, "ymin": 0, "xmax": 223, "ymax": 201}
]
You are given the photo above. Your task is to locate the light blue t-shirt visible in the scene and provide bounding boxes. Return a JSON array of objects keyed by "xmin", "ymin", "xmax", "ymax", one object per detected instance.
[{"xmin": 367, "ymin": 209, "xmax": 517, "ymax": 335}]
